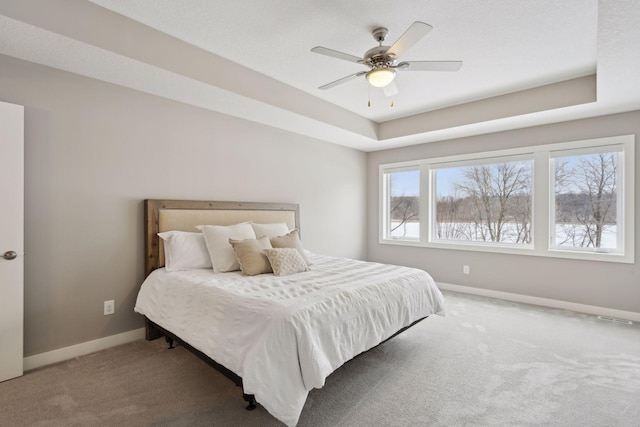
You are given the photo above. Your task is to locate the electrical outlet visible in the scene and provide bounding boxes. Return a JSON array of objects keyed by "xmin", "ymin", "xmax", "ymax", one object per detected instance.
[
  {"xmin": 104, "ymin": 300, "xmax": 115, "ymax": 315},
  {"xmin": 463, "ymin": 265, "xmax": 470, "ymax": 275}
]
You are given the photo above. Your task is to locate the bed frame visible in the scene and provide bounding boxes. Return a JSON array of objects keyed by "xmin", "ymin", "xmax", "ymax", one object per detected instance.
[
  {"xmin": 143, "ymin": 199, "xmax": 300, "ymax": 410},
  {"xmin": 142, "ymin": 199, "xmax": 425, "ymax": 412}
]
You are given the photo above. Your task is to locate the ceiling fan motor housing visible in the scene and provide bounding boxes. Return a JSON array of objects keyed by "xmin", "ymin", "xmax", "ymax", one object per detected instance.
[
  {"xmin": 363, "ymin": 46, "xmax": 396, "ymax": 69},
  {"xmin": 365, "ymin": 27, "xmax": 396, "ymax": 70},
  {"xmin": 311, "ymin": 21, "xmax": 462, "ymax": 92}
]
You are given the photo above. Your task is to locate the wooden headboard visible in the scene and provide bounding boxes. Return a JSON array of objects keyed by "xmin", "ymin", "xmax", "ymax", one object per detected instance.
[{"xmin": 144, "ymin": 199, "xmax": 300, "ymax": 276}]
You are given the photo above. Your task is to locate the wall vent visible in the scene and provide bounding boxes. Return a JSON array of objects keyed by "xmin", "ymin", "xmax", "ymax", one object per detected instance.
[{"xmin": 597, "ymin": 315, "xmax": 633, "ymax": 325}]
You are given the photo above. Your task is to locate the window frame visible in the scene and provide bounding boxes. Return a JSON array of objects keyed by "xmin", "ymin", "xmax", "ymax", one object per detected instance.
[
  {"xmin": 381, "ymin": 165, "xmax": 422, "ymax": 243},
  {"xmin": 430, "ymin": 154, "xmax": 535, "ymax": 248},
  {"xmin": 379, "ymin": 135, "xmax": 635, "ymax": 263},
  {"xmin": 549, "ymin": 144, "xmax": 625, "ymax": 255}
]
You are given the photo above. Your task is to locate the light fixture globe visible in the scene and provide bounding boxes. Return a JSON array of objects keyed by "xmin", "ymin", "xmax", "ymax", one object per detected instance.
[{"xmin": 366, "ymin": 68, "xmax": 396, "ymax": 88}]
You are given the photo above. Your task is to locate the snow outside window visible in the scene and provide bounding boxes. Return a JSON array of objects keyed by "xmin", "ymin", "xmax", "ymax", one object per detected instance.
[
  {"xmin": 383, "ymin": 168, "xmax": 420, "ymax": 241},
  {"xmin": 432, "ymin": 157, "xmax": 533, "ymax": 247},
  {"xmin": 550, "ymin": 146, "xmax": 624, "ymax": 254},
  {"xmin": 379, "ymin": 135, "xmax": 634, "ymax": 263}
]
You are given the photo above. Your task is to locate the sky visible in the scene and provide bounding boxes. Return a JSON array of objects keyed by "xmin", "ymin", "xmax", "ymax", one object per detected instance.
[
  {"xmin": 391, "ymin": 168, "xmax": 520, "ymax": 197},
  {"xmin": 390, "ymin": 170, "xmax": 419, "ymax": 196},
  {"xmin": 390, "ymin": 169, "xmax": 466, "ymax": 197},
  {"xmin": 390, "ymin": 167, "xmax": 506, "ymax": 197},
  {"xmin": 390, "ymin": 153, "xmax": 616, "ymax": 198}
]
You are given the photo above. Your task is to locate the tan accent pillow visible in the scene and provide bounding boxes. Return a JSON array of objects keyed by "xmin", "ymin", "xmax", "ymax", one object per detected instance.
[
  {"xmin": 270, "ymin": 229, "xmax": 311, "ymax": 265},
  {"xmin": 264, "ymin": 248, "xmax": 309, "ymax": 277},
  {"xmin": 229, "ymin": 236, "xmax": 273, "ymax": 276}
]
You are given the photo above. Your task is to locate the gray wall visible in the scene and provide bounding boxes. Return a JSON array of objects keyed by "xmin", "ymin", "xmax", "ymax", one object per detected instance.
[
  {"xmin": 0, "ymin": 54, "xmax": 367, "ymax": 356},
  {"xmin": 367, "ymin": 111, "xmax": 640, "ymax": 314},
  {"xmin": 3, "ymin": 48, "xmax": 638, "ymax": 357}
]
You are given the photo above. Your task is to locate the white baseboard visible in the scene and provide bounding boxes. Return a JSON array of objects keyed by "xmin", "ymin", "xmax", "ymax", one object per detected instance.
[
  {"xmin": 437, "ymin": 282, "xmax": 639, "ymax": 323},
  {"xmin": 23, "ymin": 328, "xmax": 146, "ymax": 372},
  {"xmin": 21, "ymin": 286, "xmax": 639, "ymax": 372}
]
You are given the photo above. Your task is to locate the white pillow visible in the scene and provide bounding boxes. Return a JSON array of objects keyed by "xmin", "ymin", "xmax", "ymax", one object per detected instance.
[
  {"xmin": 158, "ymin": 231, "xmax": 212, "ymax": 272},
  {"xmin": 197, "ymin": 223, "xmax": 256, "ymax": 272},
  {"xmin": 250, "ymin": 222, "xmax": 290, "ymax": 239}
]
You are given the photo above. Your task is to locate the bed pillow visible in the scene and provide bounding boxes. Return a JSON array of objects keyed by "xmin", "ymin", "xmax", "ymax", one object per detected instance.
[
  {"xmin": 229, "ymin": 236, "xmax": 273, "ymax": 276},
  {"xmin": 264, "ymin": 248, "xmax": 309, "ymax": 276},
  {"xmin": 270, "ymin": 229, "xmax": 311, "ymax": 266},
  {"xmin": 158, "ymin": 231, "xmax": 212, "ymax": 272},
  {"xmin": 197, "ymin": 223, "xmax": 256, "ymax": 272},
  {"xmin": 250, "ymin": 222, "xmax": 290, "ymax": 239}
]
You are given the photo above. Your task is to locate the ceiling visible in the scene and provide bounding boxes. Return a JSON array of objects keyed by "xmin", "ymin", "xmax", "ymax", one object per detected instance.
[
  {"xmin": 1, "ymin": 0, "xmax": 639, "ymax": 151},
  {"xmin": 89, "ymin": 0, "xmax": 599, "ymax": 123}
]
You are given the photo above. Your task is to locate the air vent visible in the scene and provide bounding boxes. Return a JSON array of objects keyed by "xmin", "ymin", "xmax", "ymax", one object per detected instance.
[{"xmin": 597, "ymin": 315, "xmax": 633, "ymax": 325}]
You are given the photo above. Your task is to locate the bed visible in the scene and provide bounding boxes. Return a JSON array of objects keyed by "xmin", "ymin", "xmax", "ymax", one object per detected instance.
[{"xmin": 135, "ymin": 199, "xmax": 445, "ymax": 426}]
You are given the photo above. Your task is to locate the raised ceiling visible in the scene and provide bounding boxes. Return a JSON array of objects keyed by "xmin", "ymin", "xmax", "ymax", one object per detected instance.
[
  {"xmin": 1, "ymin": 0, "xmax": 639, "ymax": 151},
  {"xmin": 89, "ymin": 0, "xmax": 599, "ymax": 122}
]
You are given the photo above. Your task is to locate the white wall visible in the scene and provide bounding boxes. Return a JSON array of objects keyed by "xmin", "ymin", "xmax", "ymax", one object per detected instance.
[
  {"xmin": 367, "ymin": 111, "xmax": 640, "ymax": 314},
  {"xmin": 0, "ymin": 54, "xmax": 367, "ymax": 356}
]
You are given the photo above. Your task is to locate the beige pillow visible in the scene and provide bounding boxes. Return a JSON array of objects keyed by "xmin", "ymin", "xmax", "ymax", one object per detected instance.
[
  {"xmin": 270, "ymin": 229, "xmax": 311, "ymax": 265},
  {"xmin": 229, "ymin": 236, "xmax": 273, "ymax": 276},
  {"xmin": 264, "ymin": 248, "xmax": 309, "ymax": 277}
]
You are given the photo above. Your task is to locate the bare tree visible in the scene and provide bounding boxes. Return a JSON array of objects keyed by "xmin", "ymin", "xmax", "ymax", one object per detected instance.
[
  {"xmin": 512, "ymin": 193, "xmax": 532, "ymax": 244},
  {"xmin": 554, "ymin": 159, "xmax": 570, "ymax": 223},
  {"xmin": 573, "ymin": 153, "xmax": 617, "ymax": 248},
  {"xmin": 554, "ymin": 159, "xmax": 574, "ymax": 246},
  {"xmin": 454, "ymin": 162, "xmax": 531, "ymax": 243},
  {"xmin": 436, "ymin": 192, "xmax": 472, "ymax": 240},
  {"xmin": 390, "ymin": 196, "xmax": 419, "ymax": 237}
]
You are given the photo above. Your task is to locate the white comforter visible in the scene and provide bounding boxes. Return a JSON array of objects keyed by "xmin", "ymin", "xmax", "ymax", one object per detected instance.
[{"xmin": 134, "ymin": 254, "xmax": 445, "ymax": 426}]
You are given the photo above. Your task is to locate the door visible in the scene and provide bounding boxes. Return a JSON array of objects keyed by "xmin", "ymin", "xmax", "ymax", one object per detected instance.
[{"xmin": 0, "ymin": 100, "xmax": 24, "ymax": 382}]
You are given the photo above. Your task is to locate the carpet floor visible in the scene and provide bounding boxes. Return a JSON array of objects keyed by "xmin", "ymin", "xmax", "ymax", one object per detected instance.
[{"xmin": 1, "ymin": 290, "xmax": 639, "ymax": 426}]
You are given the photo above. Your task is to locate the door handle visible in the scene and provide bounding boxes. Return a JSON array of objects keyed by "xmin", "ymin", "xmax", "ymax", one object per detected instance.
[{"xmin": 2, "ymin": 251, "xmax": 17, "ymax": 260}]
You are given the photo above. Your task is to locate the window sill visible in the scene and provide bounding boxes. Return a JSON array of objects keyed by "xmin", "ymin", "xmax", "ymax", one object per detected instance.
[{"xmin": 378, "ymin": 238, "xmax": 634, "ymax": 264}]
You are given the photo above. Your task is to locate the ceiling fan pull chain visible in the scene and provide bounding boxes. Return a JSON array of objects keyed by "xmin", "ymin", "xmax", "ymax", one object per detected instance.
[
  {"xmin": 390, "ymin": 100, "xmax": 394, "ymax": 107},
  {"xmin": 368, "ymin": 85, "xmax": 371, "ymax": 107}
]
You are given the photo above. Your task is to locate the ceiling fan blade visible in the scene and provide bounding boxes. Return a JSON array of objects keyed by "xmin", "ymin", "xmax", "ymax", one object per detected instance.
[
  {"xmin": 311, "ymin": 46, "xmax": 363, "ymax": 63},
  {"xmin": 383, "ymin": 81, "xmax": 399, "ymax": 97},
  {"xmin": 398, "ymin": 61, "xmax": 463, "ymax": 71},
  {"xmin": 386, "ymin": 21, "xmax": 433, "ymax": 58},
  {"xmin": 319, "ymin": 71, "xmax": 367, "ymax": 90}
]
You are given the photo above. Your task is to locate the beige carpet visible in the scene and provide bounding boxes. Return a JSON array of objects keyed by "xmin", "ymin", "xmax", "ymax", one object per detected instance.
[{"xmin": 2, "ymin": 290, "xmax": 639, "ymax": 426}]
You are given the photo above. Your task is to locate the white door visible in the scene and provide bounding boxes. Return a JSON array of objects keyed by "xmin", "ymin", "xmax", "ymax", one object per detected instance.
[{"xmin": 0, "ymin": 100, "xmax": 24, "ymax": 382}]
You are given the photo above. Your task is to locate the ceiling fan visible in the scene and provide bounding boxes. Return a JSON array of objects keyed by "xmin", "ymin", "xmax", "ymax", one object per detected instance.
[{"xmin": 311, "ymin": 21, "xmax": 462, "ymax": 97}]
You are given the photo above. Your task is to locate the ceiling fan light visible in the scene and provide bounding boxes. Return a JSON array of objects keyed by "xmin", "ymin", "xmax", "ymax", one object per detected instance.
[{"xmin": 366, "ymin": 68, "xmax": 396, "ymax": 88}]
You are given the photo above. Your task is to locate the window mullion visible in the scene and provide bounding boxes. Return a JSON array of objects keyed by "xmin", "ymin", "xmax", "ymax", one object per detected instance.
[
  {"xmin": 420, "ymin": 164, "xmax": 430, "ymax": 244},
  {"xmin": 532, "ymin": 152, "xmax": 549, "ymax": 255},
  {"xmin": 622, "ymin": 144, "xmax": 635, "ymax": 260}
]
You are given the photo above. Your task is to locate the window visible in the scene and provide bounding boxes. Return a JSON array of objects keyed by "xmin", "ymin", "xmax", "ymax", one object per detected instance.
[
  {"xmin": 379, "ymin": 135, "xmax": 634, "ymax": 263},
  {"xmin": 383, "ymin": 168, "xmax": 420, "ymax": 241},
  {"xmin": 433, "ymin": 157, "xmax": 533, "ymax": 246},
  {"xmin": 551, "ymin": 146, "xmax": 623, "ymax": 253}
]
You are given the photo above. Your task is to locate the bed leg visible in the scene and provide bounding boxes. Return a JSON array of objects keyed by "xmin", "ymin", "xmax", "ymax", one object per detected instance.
[
  {"xmin": 243, "ymin": 393, "xmax": 256, "ymax": 411},
  {"xmin": 145, "ymin": 318, "xmax": 163, "ymax": 341},
  {"xmin": 165, "ymin": 336, "xmax": 175, "ymax": 350}
]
